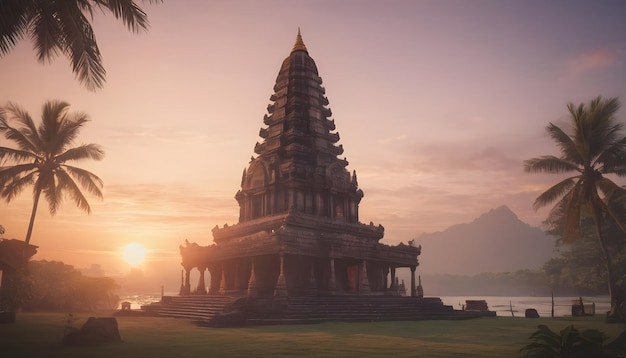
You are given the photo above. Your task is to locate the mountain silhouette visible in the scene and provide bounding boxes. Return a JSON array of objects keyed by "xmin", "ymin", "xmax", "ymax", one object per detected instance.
[{"xmin": 415, "ymin": 205, "xmax": 556, "ymax": 275}]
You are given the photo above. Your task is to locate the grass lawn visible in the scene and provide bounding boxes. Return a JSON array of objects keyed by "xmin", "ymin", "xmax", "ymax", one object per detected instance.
[{"xmin": 1, "ymin": 312, "xmax": 624, "ymax": 357}]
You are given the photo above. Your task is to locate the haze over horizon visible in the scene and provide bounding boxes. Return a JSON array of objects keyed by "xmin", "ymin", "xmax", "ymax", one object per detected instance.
[{"xmin": 1, "ymin": 1, "xmax": 626, "ymax": 286}]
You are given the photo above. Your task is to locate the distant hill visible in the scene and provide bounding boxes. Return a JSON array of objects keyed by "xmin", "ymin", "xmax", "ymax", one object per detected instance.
[{"xmin": 415, "ymin": 205, "xmax": 556, "ymax": 275}]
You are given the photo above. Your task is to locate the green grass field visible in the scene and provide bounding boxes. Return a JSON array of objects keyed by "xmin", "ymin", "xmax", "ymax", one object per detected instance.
[{"xmin": 1, "ymin": 312, "xmax": 624, "ymax": 357}]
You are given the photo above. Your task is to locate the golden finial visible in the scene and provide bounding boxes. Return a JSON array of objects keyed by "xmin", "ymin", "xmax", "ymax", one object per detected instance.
[{"xmin": 291, "ymin": 27, "xmax": 308, "ymax": 54}]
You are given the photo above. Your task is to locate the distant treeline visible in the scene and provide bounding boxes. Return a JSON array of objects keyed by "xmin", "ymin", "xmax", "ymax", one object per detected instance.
[{"xmin": 1, "ymin": 260, "xmax": 119, "ymax": 311}]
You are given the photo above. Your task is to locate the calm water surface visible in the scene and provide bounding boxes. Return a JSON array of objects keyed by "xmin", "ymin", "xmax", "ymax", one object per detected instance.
[{"xmin": 441, "ymin": 295, "xmax": 611, "ymax": 317}]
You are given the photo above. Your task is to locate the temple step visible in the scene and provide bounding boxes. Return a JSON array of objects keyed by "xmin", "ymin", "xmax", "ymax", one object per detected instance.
[
  {"xmin": 141, "ymin": 295, "xmax": 239, "ymax": 320},
  {"xmin": 142, "ymin": 295, "xmax": 491, "ymax": 324}
]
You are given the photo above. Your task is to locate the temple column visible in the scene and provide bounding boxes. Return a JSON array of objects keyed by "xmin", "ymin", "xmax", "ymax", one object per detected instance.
[
  {"xmin": 219, "ymin": 264, "xmax": 227, "ymax": 295},
  {"xmin": 247, "ymin": 258, "xmax": 258, "ymax": 297},
  {"xmin": 382, "ymin": 266, "xmax": 389, "ymax": 291},
  {"xmin": 309, "ymin": 261, "xmax": 318, "ymax": 295},
  {"xmin": 410, "ymin": 266, "xmax": 416, "ymax": 297},
  {"xmin": 178, "ymin": 269, "xmax": 185, "ymax": 295},
  {"xmin": 359, "ymin": 260, "xmax": 371, "ymax": 294},
  {"xmin": 417, "ymin": 275, "xmax": 424, "ymax": 298},
  {"xmin": 234, "ymin": 262, "xmax": 240, "ymax": 292},
  {"xmin": 328, "ymin": 257, "xmax": 337, "ymax": 292},
  {"xmin": 390, "ymin": 267, "xmax": 396, "ymax": 292},
  {"xmin": 196, "ymin": 267, "xmax": 207, "ymax": 294},
  {"xmin": 183, "ymin": 268, "xmax": 191, "ymax": 295},
  {"xmin": 274, "ymin": 253, "xmax": 288, "ymax": 297}
]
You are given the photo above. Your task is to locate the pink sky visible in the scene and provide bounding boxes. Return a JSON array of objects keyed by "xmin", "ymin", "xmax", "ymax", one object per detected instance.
[{"xmin": 1, "ymin": 1, "xmax": 626, "ymax": 289}]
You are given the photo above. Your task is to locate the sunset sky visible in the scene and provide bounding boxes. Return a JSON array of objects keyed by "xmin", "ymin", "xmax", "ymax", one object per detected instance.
[{"xmin": 1, "ymin": 1, "xmax": 626, "ymax": 290}]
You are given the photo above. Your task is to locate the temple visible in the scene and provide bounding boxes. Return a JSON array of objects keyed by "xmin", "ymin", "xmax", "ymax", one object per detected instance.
[{"xmin": 179, "ymin": 30, "xmax": 421, "ymax": 298}]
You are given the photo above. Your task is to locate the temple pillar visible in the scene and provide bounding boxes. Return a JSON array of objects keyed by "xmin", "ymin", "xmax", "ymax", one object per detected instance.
[
  {"xmin": 328, "ymin": 257, "xmax": 337, "ymax": 292},
  {"xmin": 274, "ymin": 253, "xmax": 288, "ymax": 297},
  {"xmin": 417, "ymin": 275, "xmax": 424, "ymax": 298},
  {"xmin": 390, "ymin": 267, "xmax": 396, "ymax": 292},
  {"xmin": 359, "ymin": 260, "xmax": 370, "ymax": 294},
  {"xmin": 247, "ymin": 259, "xmax": 258, "ymax": 297},
  {"xmin": 219, "ymin": 264, "xmax": 227, "ymax": 295},
  {"xmin": 381, "ymin": 266, "xmax": 389, "ymax": 291},
  {"xmin": 196, "ymin": 267, "xmax": 207, "ymax": 294},
  {"xmin": 178, "ymin": 269, "xmax": 185, "ymax": 295},
  {"xmin": 183, "ymin": 268, "xmax": 191, "ymax": 295},
  {"xmin": 410, "ymin": 266, "xmax": 416, "ymax": 297},
  {"xmin": 309, "ymin": 262, "xmax": 318, "ymax": 295},
  {"xmin": 234, "ymin": 262, "xmax": 240, "ymax": 292}
]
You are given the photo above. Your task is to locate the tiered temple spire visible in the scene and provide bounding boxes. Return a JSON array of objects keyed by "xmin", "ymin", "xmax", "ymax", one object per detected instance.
[{"xmin": 180, "ymin": 30, "xmax": 420, "ymax": 299}]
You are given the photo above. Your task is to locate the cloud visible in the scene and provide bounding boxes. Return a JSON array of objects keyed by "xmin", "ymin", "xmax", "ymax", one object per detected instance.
[{"xmin": 564, "ymin": 47, "xmax": 620, "ymax": 78}]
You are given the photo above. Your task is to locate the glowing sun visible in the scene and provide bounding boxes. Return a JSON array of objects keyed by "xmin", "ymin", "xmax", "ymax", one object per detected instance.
[{"xmin": 122, "ymin": 243, "xmax": 147, "ymax": 266}]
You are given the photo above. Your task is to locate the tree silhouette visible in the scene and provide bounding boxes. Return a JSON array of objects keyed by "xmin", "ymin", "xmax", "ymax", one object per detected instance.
[
  {"xmin": 524, "ymin": 96, "xmax": 626, "ymax": 319},
  {"xmin": 0, "ymin": 100, "xmax": 104, "ymax": 244},
  {"xmin": 0, "ymin": 0, "xmax": 161, "ymax": 91}
]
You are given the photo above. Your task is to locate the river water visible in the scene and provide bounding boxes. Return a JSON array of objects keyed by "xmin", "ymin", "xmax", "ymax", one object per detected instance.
[
  {"xmin": 441, "ymin": 295, "xmax": 611, "ymax": 317},
  {"xmin": 118, "ymin": 294, "xmax": 611, "ymax": 318}
]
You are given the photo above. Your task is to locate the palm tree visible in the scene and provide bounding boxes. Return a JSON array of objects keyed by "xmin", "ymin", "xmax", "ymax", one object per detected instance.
[
  {"xmin": 0, "ymin": 100, "xmax": 104, "ymax": 245},
  {"xmin": 524, "ymin": 96, "xmax": 626, "ymax": 319},
  {"xmin": 0, "ymin": 0, "xmax": 161, "ymax": 91}
]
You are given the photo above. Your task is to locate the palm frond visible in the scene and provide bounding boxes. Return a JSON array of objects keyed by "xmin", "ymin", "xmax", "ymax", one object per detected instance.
[
  {"xmin": 546, "ymin": 123, "xmax": 582, "ymax": 164},
  {"xmin": 36, "ymin": 169, "xmax": 61, "ymax": 215},
  {"xmin": 99, "ymin": 0, "xmax": 150, "ymax": 33},
  {"xmin": 0, "ymin": 0, "xmax": 30, "ymax": 55},
  {"xmin": 0, "ymin": 169, "xmax": 38, "ymax": 202},
  {"xmin": 595, "ymin": 134, "xmax": 626, "ymax": 173},
  {"xmin": 57, "ymin": 143, "xmax": 105, "ymax": 163},
  {"xmin": 62, "ymin": 165, "xmax": 104, "ymax": 199},
  {"xmin": 0, "ymin": 163, "xmax": 37, "ymax": 190},
  {"xmin": 55, "ymin": 1, "xmax": 105, "ymax": 91},
  {"xmin": 39, "ymin": 101, "xmax": 89, "ymax": 155},
  {"xmin": 29, "ymin": 0, "xmax": 64, "ymax": 63},
  {"xmin": 55, "ymin": 168, "xmax": 92, "ymax": 213},
  {"xmin": 568, "ymin": 101, "xmax": 592, "ymax": 163},
  {"xmin": 524, "ymin": 156, "xmax": 579, "ymax": 174},
  {"xmin": 40, "ymin": 100, "xmax": 69, "ymax": 142},
  {"xmin": 0, "ymin": 146, "xmax": 38, "ymax": 163},
  {"xmin": 1, "ymin": 102, "xmax": 42, "ymax": 154},
  {"xmin": 53, "ymin": 112, "xmax": 90, "ymax": 153},
  {"xmin": 533, "ymin": 176, "xmax": 578, "ymax": 210},
  {"xmin": 587, "ymin": 97, "xmax": 622, "ymax": 160},
  {"xmin": 595, "ymin": 177, "xmax": 624, "ymax": 200}
]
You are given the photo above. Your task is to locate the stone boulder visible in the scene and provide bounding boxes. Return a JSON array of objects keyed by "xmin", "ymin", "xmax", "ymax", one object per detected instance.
[
  {"xmin": 62, "ymin": 317, "xmax": 121, "ymax": 346},
  {"xmin": 0, "ymin": 311, "xmax": 16, "ymax": 324},
  {"xmin": 525, "ymin": 308, "xmax": 540, "ymax": 318}
]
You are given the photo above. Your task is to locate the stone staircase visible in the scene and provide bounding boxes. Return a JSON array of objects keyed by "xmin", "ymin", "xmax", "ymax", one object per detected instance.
[
  {"xmin": 279, "ymin": 296, "xmax": 460, "ymax": 322},
  {"xmin": 142, "ymin": 295, "xmax": 490, "ymax": 325},
  {"xmin": 141, "ymin": 295, "xmax": 237, "ymax": 320}
]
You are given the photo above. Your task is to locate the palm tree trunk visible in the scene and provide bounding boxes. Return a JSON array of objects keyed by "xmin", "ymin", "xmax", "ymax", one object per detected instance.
[
  {"xmin": 603, "ymin": 202, "xmax": 626, "ymax": 239},
  {"xmin": 590, "ymin": 203, "xmax": 618, "ymax": 316},
  {"xmin": 24, "ymin": 189, "xmax": 42, "ymax": 245}
]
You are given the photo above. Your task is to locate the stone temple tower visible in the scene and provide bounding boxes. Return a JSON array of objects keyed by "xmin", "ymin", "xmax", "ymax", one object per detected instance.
[
  {"xmin": 179, "ymin": 30, "xmax": 421, "ymax": 297},
  {"xmin": 235, "ymin": 29, "xmax": 362, "ymax": 226}
]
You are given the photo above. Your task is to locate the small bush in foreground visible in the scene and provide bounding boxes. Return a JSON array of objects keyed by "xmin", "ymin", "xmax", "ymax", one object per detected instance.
[{"xmin": 521, "ymin": 324, "xmax": 626, "ymax": 358}]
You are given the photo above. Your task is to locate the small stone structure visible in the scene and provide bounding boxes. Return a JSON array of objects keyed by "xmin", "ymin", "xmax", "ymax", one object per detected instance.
[
  {"xmin": 465, "ymin": 300, "xmax": 489, "ymax": 311},
  {"xmin": 525, "ymin": 308, "xmax": 540, "ymax": 318}
]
